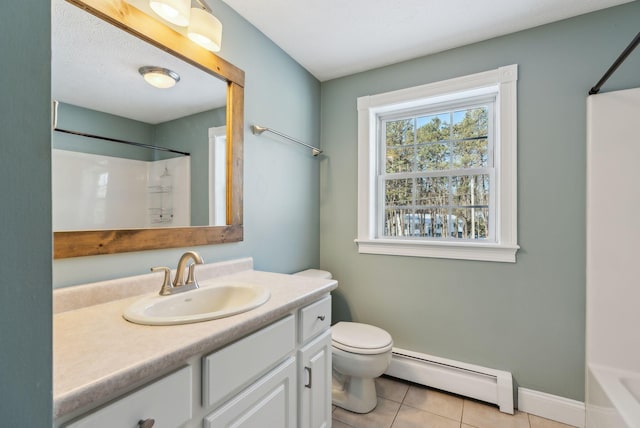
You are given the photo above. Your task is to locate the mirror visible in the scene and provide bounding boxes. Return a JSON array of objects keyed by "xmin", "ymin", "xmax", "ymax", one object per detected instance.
[
  {"xmin": 52, "ymin": 0, "xmax": 244, "ymax": 259},
  {"xmin": 52, "ymin": 0, "xmax": 227, "ymax": 230}
]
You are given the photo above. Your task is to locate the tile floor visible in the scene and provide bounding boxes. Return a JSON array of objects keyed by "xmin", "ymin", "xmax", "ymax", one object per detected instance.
[{"xmin": 331, "ymin": 376, "xmax": 577, "ymax": 428}]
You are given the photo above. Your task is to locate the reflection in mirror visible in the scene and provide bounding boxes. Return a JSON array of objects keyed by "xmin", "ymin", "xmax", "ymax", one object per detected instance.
[
  {"xmin": 52, "ymin": 0, "xmax": 227, "ymax": 230},
  {"xmin": 52, "ymin": 0, "xmax": 244, "ymax": 258}
]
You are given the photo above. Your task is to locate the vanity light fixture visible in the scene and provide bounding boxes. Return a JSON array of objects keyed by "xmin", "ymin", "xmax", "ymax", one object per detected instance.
[
  {"xmin": 149, "ymin": 0, "xmax": 190, "ymax": 27},
  {"xmin": 188, "ymin": 5, "xmax": 222, "ymax": 52},
  {"xmin": 139, "ymin": 66, "xmax": 181, "ymax": 89},
  {"xmin": 149, "ymin": 0, "xmax": 223, "ymax": 52}
]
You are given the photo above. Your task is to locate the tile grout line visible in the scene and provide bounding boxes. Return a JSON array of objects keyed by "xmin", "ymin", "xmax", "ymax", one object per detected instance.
[
  {"xmin": 386, "ymin": 383, "xmax": 406, "ymax": 428},
  {"xmin": 389, "ymin": 403, "xmax": 401, "ymax": 428},
  {"xmin": 461, "ymin": 399, "xmax": 481, "ymax": 428},
  {"xmin": 462, "ymin": 399, "xmax": 466, "ymax": 427},
  {"xmin": 392, "ymin": 382, "xmax": 411, "ymax": 427}
]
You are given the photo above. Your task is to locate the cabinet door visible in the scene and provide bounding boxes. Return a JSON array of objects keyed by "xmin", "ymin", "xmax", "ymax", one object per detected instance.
[
  {"xmin": 204, "ymin": 357, "xmax": 296, "ymax": 428},
  {"xmin": 203, "ymin": 315, "xmax": 295, "ymax": 408},
  {"xmin": 299, "ymin": 329, "xmax": 332, "ymax": 428}
]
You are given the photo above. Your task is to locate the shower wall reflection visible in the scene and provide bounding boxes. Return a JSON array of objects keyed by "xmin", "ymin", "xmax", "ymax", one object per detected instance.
[
  {"xmin": 53, "ymin": 150, "xmax": 190, "ymax": 230},
  {"xmin": 52, "ymin": 102, "xmax": 225, "ymax": 230}
]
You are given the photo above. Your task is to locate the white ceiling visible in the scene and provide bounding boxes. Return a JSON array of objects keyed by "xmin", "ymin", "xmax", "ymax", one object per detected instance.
[
  {"xmin": 221, "ymin": 0, "xmax": 634, "ymax": 81},
  {"xmin": 51, "ymin": 0, "xmax": 226, "ymax": 124},
  {"xmin": 52, "ymin": 0, "xmax": 633, "ymax": 121}
]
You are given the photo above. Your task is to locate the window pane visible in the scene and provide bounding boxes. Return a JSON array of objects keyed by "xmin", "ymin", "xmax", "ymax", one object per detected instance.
[
  {"xmin": 384, "ymin": 208, "xmax": 413, "ymax": 237},
  {"xmin": 383, "ymin": 208, "xmax": 455, "ymax": 238},
  {"xmin": 416, "ymin": 143, "xmax": 450, "ymax": 171},
  {"xmin": 385, "ymin": 178, "xmax": 413, "ymax": 206},
  {"xmin": 452, "ymin": 107, "xmax": 488, "ymax": 140},
  {"xmin": 386, "ymin": 147, "xmax": 413, "ymax": 173},
  {"xmin": 451, "ymin": 207, "xmax": 489, "ymax": 239},
  {"xmin": 451, "ymin": 175, "xmax": 490, "ymax": 207},
  {"xmin": 416, "ymin": 113, "xmax": 450, "ymax": 143},
  {"xmin": 473, "ymin": 174, "xmax": 490, "ymax": 205},
  {"xmin": 386, "ymin": 119, "xmax": 414, "ymax": 147},
  {"xmin": 416, "ymin": 177, "xmax": 449, "ymax": 206},
  {"xmin": 451, "ymin": 176, "xmax": 467, "ymax": 205},
  {"xmin": 452, "ymin": 138, "xmax": 488, "ymax": 168},
  {"xmin": 413, "ymin": 208, "xmax": 449, "ymax": 238}
]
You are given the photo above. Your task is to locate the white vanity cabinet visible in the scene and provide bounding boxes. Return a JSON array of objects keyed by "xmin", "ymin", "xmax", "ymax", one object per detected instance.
[
  {"xmin": 298, "ymin": 295, "xmax": 333, "ymax": 428},
  {"xmin": 202, "ymin": 296, "xmax": 332, "ymax": 428},
  {"xmin": 59, "ymin": 294, "xmax": 333, "ymax": 428}
]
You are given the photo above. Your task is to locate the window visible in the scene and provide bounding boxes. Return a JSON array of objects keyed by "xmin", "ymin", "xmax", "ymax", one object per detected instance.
[{"xmin": 356, "ymin": 65, "xmax": 519, "ymax": 262}]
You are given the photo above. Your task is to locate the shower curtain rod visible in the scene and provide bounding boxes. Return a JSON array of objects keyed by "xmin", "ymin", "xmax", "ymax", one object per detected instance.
[
  {"xmin": 251, "ymin": 124, "xmax": 322, "ymax": 157},
  {"xmin": 52, "ymin": 101, "xmax": 190, "ymax": 156},
  {"xmin": 589, "ymin": 31, "xmax": 640, "ymax": 95}
]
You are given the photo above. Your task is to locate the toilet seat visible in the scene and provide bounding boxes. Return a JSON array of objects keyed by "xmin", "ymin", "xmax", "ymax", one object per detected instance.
[{"xmin": 332, "ymin": 322, "xmax": 393, "ymax": 355}]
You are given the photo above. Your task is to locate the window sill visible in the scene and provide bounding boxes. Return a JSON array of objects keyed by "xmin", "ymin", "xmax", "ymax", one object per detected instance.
[{"xmin": 354, "ymin": 238, "xmax": 519, "ymax": 263}]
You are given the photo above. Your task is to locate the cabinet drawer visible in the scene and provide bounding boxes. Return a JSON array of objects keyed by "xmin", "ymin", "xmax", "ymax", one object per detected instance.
[
  {"xmin": 299, "ymin": 295, "xmax": 331, "ymax": 343},
  {"xmin": 65, "ymin": 366, "xmax": 192, "ymax": 428},
  {"xmin": 203, "ymin": 315, "xmax": 295, "ymax": 408}
]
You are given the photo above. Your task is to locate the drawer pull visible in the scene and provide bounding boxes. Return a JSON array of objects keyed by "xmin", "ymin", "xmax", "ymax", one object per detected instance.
[
  {"xmin": 304, "ymin": 366, "xmax": 312, "ymax": 388},
  {"xmin": 138, "ymin": 419, "xmax": 155, "ymax": 428},
  {"xmin": 317, "ymin": 315, "xmax": 325, "ymax": 321}
]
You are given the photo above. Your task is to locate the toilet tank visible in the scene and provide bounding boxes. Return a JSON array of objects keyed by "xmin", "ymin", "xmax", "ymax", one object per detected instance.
[{"xmin": 293, "ymin": 269, "xmax": 332, "ymax": 279}]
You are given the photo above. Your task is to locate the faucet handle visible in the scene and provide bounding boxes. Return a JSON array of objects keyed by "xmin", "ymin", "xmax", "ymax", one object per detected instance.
[
  {"xmin": 151, "ymin": 266, "xmax": 173, "ymax": 295},
  {"xmin": 184, "ymin": 263, "xmax": 201, "ymax": 292},
  {"xmin": 186, "ymin": 263, "xmax": 197, "ymax": 284}
]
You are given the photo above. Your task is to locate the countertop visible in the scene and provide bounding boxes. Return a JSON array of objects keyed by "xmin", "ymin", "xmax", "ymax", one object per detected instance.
[{"xmin": 53, "ymin": 260, "xmax": 337, "ymax": 420}]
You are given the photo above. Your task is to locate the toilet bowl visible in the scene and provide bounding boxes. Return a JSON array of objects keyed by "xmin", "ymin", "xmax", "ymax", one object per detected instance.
[
  {"xmin": 293, "ymin": 269, "xmax": 394, "ymax": 414},
  {"xmin": 331, "ymin": 321, "xmax": 393, "ymax": 413}
]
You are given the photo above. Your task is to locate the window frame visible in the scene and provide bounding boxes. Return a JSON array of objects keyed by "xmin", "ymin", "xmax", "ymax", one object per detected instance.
[{"xmin": 355, "ymin": 64, "xmax": 519, "ymax": 262}]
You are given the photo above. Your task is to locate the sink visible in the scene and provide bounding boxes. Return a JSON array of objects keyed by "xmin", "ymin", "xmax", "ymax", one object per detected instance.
[{"xmin": 123, "ymin": 282, "xmax": 271, "ymax": 326}]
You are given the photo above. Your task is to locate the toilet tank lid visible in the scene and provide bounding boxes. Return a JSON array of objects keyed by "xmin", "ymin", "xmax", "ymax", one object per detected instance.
[
  {"xmin": 293, "ymin": 269, "xmax": 332, "ymax": 279},
  {"xmin": 332, "ymin": 322, "xmax": 393, "ymax": 351}
]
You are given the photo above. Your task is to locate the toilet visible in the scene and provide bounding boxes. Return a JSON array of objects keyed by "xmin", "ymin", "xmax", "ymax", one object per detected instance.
[{"xmin": 294, "ymin": 269, "xmax": 393, "ymax": 414}]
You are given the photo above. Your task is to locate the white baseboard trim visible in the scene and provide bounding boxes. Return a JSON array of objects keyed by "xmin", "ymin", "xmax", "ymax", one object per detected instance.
[
  {"xmin": 518, "ymin": 387, "xmax": 586, "ymax": 428},
  {"xmin": 384, "ymin": 348, "xmax": 586, "ymax": 427}
]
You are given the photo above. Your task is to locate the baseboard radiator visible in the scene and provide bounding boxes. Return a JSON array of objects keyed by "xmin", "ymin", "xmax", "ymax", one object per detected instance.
[{"xmin": 385, "ymin": 347, "xmax": 514, "ymax": 414}]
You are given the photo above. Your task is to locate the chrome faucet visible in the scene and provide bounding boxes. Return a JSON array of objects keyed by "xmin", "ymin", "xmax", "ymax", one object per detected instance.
[{"xmin": 151, "ymin": 251, "xmax": 204, "ymax": 296}]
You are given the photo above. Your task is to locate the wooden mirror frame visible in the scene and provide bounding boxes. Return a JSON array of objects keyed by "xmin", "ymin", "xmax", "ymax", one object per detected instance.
[{"xmin": 53, "ymin": 0, "xmax": 244, "ymax": 259}]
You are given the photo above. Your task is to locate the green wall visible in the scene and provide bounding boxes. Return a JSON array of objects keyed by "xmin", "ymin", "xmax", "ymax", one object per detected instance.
[
  {"xmin": 52, "ymin": 0, "xmax": 321, "ymax": 287},
  {"xmin": 0, "ymin": 1, "xmax": 52, "ymax": 426},
  {"xmin": 53, "ymin": 102, "xmax": 156, "ymax": 160},
  {"xmin": 319, "ymin": 2, "xmax": 640, "ymax": 401}
]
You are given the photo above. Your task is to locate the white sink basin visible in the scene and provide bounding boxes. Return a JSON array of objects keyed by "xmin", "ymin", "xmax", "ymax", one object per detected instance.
[{"xmin": 123, "ymin": 282, "xmax": 270, "ymax": 326}]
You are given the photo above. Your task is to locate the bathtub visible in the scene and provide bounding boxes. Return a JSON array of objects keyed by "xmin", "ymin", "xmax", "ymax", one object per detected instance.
[{"xmin": 588, "ymin": 364, "xmax": 640, "ymax": 428}]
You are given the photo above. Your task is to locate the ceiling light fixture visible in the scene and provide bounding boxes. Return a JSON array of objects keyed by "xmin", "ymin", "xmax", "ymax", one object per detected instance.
[
  {"xmin": 149, "ymin": 0, "xmax": 223, "ymax": 52},
  {"xmin": 139, "ymin": 66, "xmax": 181, "ymax": 89}
]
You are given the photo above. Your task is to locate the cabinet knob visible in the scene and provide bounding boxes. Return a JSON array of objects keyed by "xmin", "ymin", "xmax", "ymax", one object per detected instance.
[
  {"xmin": 138, "ymin": 419, "xmax": 155, "ymax": 428},
  {"xmin": 317, "ymin": 315, "xmax": 325, "ymax": 321}
]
